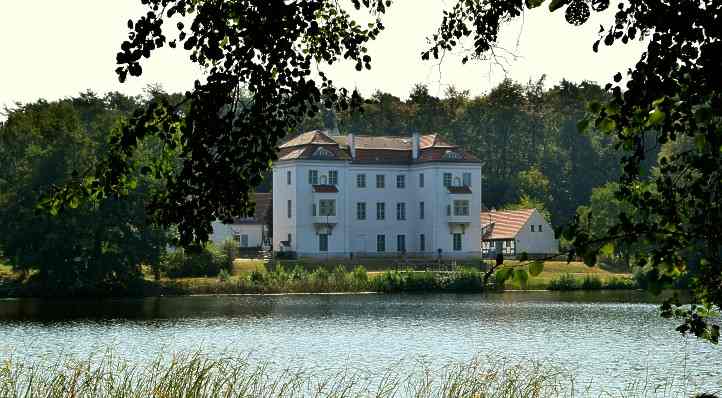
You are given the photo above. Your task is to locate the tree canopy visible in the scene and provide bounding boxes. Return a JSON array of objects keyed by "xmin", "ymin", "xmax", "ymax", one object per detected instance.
[{"xmin": 43, "ymin": 0, "xmax": 722, "ymax": 341}]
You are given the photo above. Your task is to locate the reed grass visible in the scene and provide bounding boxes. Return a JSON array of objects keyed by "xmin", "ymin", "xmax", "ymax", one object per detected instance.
[{"xmin": 0, "ymin": 351, "xmax": 714, "ymax": 398}]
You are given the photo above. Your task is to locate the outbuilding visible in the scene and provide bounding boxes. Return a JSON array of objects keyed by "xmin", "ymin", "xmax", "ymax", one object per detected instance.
[{"xmin": 480, "ymin": 208, "xmax": 558, "ymax": 257}]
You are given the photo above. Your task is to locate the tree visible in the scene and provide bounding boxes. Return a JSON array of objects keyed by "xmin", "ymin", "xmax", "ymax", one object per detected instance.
[
  {"xmin": 48, "ymin": 0, "xmax": 721, "ymax": 340},
  {"xmin": 0, "ymin": 96, "xmax": 168, "ymax": 294}
]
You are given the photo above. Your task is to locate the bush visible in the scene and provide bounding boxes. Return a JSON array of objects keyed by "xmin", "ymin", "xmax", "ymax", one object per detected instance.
[
  {"xmin": 161, "ymin": 243, "xmax": 230, "ymax": 278},
  {"xmin": 581, "ymin": 275, "xmax": 603, "ymax": 290},
  {"xmin": 218, "ymin": 268, "xmax": 231, "ymax": 282},
  {"xmin": 604, "ymin": 276, "xmax": 638, "ymax": 289},
  {"xmin": 548, "ymin": 274, "xmax": 579, "ymax": 290}
]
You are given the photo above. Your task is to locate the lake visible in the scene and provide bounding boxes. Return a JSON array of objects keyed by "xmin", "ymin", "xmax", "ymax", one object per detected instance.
[{"xmin": 0, "ymin": 291, "xmax": 720, "ymax": 396}]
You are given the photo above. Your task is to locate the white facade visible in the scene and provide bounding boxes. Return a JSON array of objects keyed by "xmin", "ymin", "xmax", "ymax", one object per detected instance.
[
  {"xmin": 210, "ymin": 222, "xmax": 265, "ymax": 248},
  {"xmin": 481, "ymin": 209, "xmax": 559, "ymax": 256},
  {"xmin": 273, "ymin": 135, "xmax": 482, "ymax": 258},
  {"xmin": 514, "ymin": 211, "xmax": 558, "ymax": 255}
]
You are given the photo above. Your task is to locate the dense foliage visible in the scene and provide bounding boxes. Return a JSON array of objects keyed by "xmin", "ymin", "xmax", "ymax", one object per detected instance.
[{"xmin": 0, "ymin": 93, "xmax": 169, "ymax": 294}]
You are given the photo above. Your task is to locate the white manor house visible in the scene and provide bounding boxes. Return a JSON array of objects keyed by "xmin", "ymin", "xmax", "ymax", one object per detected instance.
[{"xmin": 272, "ymin": 130, "xmax": 482, "ymax": 258}]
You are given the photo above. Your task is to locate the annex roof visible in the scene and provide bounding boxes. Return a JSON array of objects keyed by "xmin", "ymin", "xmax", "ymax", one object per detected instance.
[
  {"xmin": 231, "ymin": 193, "xmax": 272, "ymax": 225},
  {"xmin": 480, "ymin": 208, "xmax": 537, "ymax": 240}
]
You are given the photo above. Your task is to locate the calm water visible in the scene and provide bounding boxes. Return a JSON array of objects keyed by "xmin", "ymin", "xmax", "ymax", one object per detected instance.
[{"xmin": 1, "ymin": 291, "xmax": 720, "ymax": 395}]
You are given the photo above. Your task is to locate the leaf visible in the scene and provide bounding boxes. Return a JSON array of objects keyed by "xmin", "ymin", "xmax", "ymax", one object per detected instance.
[
  {"xmin": 646, "ymin": 109, "xmax": 665, "ymax": 127},
  {"xmin": 597, "ymin": 117, "xmax": 616, "ymax": 132},
  {"xmin": 495, "ymin": 268, "xmax": 511, "ymax": 284},
  {"xmin": 528, "ymin": 261, "xmax": 544, "ymax": 277},
  {"xmin": 577, "ymin": 118, "xmax": 590, "ymax": 132},
  {"xmin": 513, "ymin": 269, "xmax": 529, "ymax": 285},
  {"xmin": 549, "ymin": 0, "xmax": 569, "ymax": 12}
]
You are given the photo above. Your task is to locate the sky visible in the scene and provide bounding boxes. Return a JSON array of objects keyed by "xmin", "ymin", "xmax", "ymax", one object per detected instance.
[{"xmin": 0, "ymin": 0, "xmax": 646, "ymax": 114}]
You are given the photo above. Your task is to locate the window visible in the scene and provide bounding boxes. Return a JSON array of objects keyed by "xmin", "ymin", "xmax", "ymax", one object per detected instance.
[
  {"xmin": 397, "ymin": 234, "xmax": 406, "ymax": 252},
  {"xmin": 376, "ymin": 174, "xmax": 385, "ymax": 188},
  {"xmin": 453, "ymin": 200, "xmax": 469, "ymax": 216},
  {"xmin": 319, "ymin": 199, "xmax": 336, "ymax": 216},
  {"xmin": 357, "ymin": 202, "xmax": 366, "ymax": 220},
  {"xmin": 287, "ymin": 199, "xmax": 292, "ymax": 218},
  {"xmin": 462, "ymin": 172, "xmax": 471, "ymax": 187},
  {"xmin": 312, "ymin": 203, "xmax": 317, "ymax": 216},
  {"xmin": 328, "ymin": 170, "xmax": 338, "ymax": 185},
  {"xmin": 419, "ymin": 202, "xmax": 425, "ymax": 220},
  {"xmin": 453, "ymin": 233, "xmax": 462, "ymax": 251},
  {"xmin": 320, "ymin": 175, "xmax": 328, "ymax": 185},
  {"xmin": 396, "ymin": 175, "xmax": 405, "ymax": 188},
  {"xmin": 396, "ymin": 202, "xmax": 406, "ymax": 220},
  {"xmin": 419, "ymin": 234, "xmax": 426, "ymax": 252},
  {"xmin": 419, "ymin": 173, "xmax": 425, "ymax": 188},
  {"xmin": 376, "ymin": 202, "xmax": 385, "ymax": 220},
  {"xmin": 287, "ymin": 233, "xmax": 292, "ymax": 244},
  {"xmin": 539, "ymin": 225, "xmax": 543, "ymax": 232},
  {"xmin": 314, "ymin": 147, "xmax": 335, "ymax": 158},
  {"xmin": 319, "ymin": 234, "xmax": 328, "ymax": 252},
  {"xmin": 377, "ymin": 234, "xmax": 386, "ymax": 252},
  {"xmin": 357, "ymin": 173, "xmax": 366, "ymax": 188},
  {"xmin": 446, "ymin": 204, "xmax": 451, "ymax": 216},
  {"xmin": 287, "ymin": 170, "xmax": 292, "ymax": 185},
  {"xmin": 531, "ymin": 225, "xmax": 535, "ymax": 232},
  {"xmin": 453, "ymin": 177, "xmax": 461, "ymax": 187},
  {"xmin": 241, "ymin": 234, "xmax": 249, "ymax": 247},
  {"xmin": 308, "ymin": 170, "xmax": 318, "ymax": 185},
  {"xmin": 443, "ymin": 150, "xmax": 461, "ymax": 160},
  {"xmin": 443, "ymin": 173, "xmax": 452, "ymax": 187}
]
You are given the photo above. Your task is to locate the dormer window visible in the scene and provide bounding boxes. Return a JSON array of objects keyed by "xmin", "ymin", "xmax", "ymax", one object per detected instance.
[
  {"xmin": 314, "ymin": 147, "xmax": 335, "ymax": 158},
  {"xmin": 443, "ymin": 150, "xmax": 461, "ymax": 160}
]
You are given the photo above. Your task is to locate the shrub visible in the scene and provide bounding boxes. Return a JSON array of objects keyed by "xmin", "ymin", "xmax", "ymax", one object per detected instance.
[
  {"xmin": 218, "ymin": 268, "xmax": 231, "ymax": 282},
  {"xmin": 548, "ymin": 274, "xmax": 579, "ymax": 291},
  {"xmin": 162, "ymin": 243, "xmax": 230, "ymax": 278},
  {"xmin": 581, "ymin": 275, "xmax": 603, "ymax": 290},
  {"xmin": 604, "ymin": 276, "xmax": 638, "ymax": 290}
]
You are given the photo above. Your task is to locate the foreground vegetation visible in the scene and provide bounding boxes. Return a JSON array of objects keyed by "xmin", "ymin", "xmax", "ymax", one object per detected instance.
[
  {"xmin": 0, "ymin": 351, "xmax": 712, "ymax": 398},
  {"xmin": 0, "ymin": 256, "xmax": 639, "ymax": 297}
]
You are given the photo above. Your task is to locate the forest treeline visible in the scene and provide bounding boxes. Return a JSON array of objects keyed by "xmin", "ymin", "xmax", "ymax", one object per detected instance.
[{"xmin": 294, "ymin": 77, "xmax": 643, "ymax": 226}]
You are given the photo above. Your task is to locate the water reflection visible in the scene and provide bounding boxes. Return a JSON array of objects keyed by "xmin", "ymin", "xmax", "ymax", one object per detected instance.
[{"xmin": 0, "ymin": 291, "xmax": 719, "ymax": 395}]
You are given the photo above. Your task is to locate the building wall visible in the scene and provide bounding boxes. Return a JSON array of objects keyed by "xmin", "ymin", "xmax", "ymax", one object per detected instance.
[
  {"xmin": 273, "ymin": 159, "xmax": 482, "ymax": 258},
  {"xmin": 515, "ymin": 210, "xmax": 559, "ymax": 255},
  {"xmin": 210, "ymin": 222, "xmax": 265, "ymax": 247}
]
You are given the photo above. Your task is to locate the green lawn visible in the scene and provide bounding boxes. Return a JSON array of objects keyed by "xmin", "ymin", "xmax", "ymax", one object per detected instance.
[{"xmin": 500, "ymin": 260, "xmax": 633, "ymax": 290}]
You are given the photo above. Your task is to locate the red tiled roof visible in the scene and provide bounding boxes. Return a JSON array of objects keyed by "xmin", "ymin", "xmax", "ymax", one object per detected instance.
[
  {"xmin": 480, "ymin": 209, "xmax": 536, "ymax": 240},
  {"xmin": 279, "ymin": 130, "xmax": 338, "ymax": 148},
  {"xmin": 447, "ymin": 186, "xmax": 472, "ymax": 194},
  {"xmin": 312, "ymin": 184, "xmax": 338, "ymax": 193},
  {"xmin": 277, "ymin": 131, "xmax": 479, "ymax": 163}
]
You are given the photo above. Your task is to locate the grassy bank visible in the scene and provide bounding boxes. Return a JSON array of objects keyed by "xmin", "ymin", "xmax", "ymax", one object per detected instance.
[
  {"xmin": 0, "ymin": 259, "xmax": 637, "ymax": 297},
  {"xmin": 500, "ymin": 261, "xmax": 635, "ymax": 290},
  {"xmin": 0, "ymin": 351, "xmax": 707, "ymax": 398}
]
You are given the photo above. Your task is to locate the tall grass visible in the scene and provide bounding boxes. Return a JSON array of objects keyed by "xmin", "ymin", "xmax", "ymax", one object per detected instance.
[
  {"xmin": 548, "ymin": 274, "xmax": 639, "ymax": 291},
  {"xmin": 0, "ymin": 352, "xmax": 713, "ymax": 398},
  {"xmin": 0, "ymin": 352, "xmax": 573, "ymax": 398}
]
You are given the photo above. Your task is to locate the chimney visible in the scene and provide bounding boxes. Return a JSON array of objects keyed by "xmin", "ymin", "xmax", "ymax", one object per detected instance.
[
  {"xmin": 412, "ymin": 131, "xmax": 420, "ymax": 160},
  {"xmin": 348, "ymin": 133, "xmax": 356, "ymax": 159}
]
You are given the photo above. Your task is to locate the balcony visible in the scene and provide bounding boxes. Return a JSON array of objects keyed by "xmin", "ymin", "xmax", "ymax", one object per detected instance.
[{"xmin": 313, "ymin": 215, "xmax": 337, "ymax": 234}]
